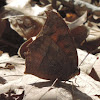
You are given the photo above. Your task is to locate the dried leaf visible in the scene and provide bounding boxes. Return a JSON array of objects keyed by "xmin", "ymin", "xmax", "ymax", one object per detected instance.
[
  {"xmin": 1, "ymin": 0, "xmax": 52, "ymax": 19},
  {"xmin": 89, "ymin": 56, "xmax": 100, "ymax": 81},
  {"xmin": 9, "ymin": 16, "xmax": 45, "ymax": 39},
  {"xmin": 1, "ymin": 2, "xmax": 52, "ymax": 39},
  {"xmin": 77, "ymin": 49, "xmax": 97, "ymax": 74},
  {"xmin": 70, "ymin": 26, "xmax": 89, "ymax": 45},
  {"xmin": 0, "ymin": 53, "xmax": 25, "ymax": 76},
  {"xmin": 68, "ymin": 11, "xmax": 87, "ymax": 30},
  {"xmin": 86, "ymin": 26, "xmax": 100, "ymax": 42},
  {"xmin": 0, "ymin": 77, "xmax": 6, "ymax": 84},
  {"xmin": 1, "ymin": 91, "xmax": 24, "ymax": 100},
  {"xmin": 0, "ymin": 0, "xmax": 53, "ymax": 39},
  {"xmin": 21, "ymin": 73, "xmax": 100, "ymax": 100},
  {"xmin": 23, "ymin": 10, "xmax": 79, "ymax": 80},
  {"xmin": 40, "ymin": 0, "xmax": 62, "ymax": 10},
  {"xmin": 82, "ymin": 26, "xmax": 100, "ymax": 51},
  {"xmin": 65, "ymin": 13, "xmax": 78, "ymax": 22},
  {"xmin": 61, "ymin": 0, "xmax": 100, "ymax": 16},
  {"xmin": 0, "ymin": 72, "xmax": 99, "ymax": 100}
]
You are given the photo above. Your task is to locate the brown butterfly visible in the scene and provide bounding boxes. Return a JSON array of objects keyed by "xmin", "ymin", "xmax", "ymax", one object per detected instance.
[{"xmin": 19, "ymin": 10, "xmax": 79, "ymax": 81}]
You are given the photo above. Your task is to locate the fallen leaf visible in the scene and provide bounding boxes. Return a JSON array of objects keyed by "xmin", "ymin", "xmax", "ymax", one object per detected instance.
[
  {"xmin": 77, "ymin": 49, "xmax": 97, "ymax": 74},
  {"xmin": 0, "ymin": 53, "xmax": 25, "ymax": 76},
  {"xmin": 86, "ymin": 26, "xmax": 100, "ymax": 42},
  {"xmin": 70, "ymin": 26, "xmax": 89, "ymax": 46},
  {"xmin": 68, "ymin": 11, "xmax": 87, "ymax": 30},
  {"xmin": 65, "ymin": 13, "xmax": 78, "ymax": 22},
  {"xmin": 0, "ymin": 90, "xmax": 24, "ymax": 100},
  {"xmin": 40, "ymin": 0, "xmax": 61, "ymax": 10},
  {"xmin": 0, "ymin": 72, "xmax": 99, "ymax": 100},
  {"xmin": 0, "ymin": 1, "xmax": 100, "ymax": 100},
  {"xmin": 81, "ymin": 26, "xmax": 100, "ymax": 51},
  {"xmin": 0, "ymin": 76, "xmax": 6, "ymax": 84},
  {"xmin": 89, "ymin": 56, "xmax": 100, "ymax": 81},
  {"xmin": 0, "ymin": 0, "xmax": 53, "ymax": 39},
  {"xmin": 20, "ymin": 73, "xmax": 100, "ymax": 100},
  {"xmin": 9, "ymin": 16, "xmax": 45, "ymax": 39}
]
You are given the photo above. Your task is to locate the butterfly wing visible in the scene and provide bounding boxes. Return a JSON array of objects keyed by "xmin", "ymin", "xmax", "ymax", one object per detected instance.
[{"xmin": 24, "ymin": 11, "xmax": 79, "ymax": 80}]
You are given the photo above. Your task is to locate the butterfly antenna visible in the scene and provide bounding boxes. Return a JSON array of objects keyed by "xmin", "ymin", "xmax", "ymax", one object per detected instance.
[{"xmin": 78, "ymin": 52, "xmax": 90, "ymax": 67}]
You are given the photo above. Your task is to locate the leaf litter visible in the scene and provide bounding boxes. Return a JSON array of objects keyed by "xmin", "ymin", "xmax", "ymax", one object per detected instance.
[{"xmin": 0, "ymin": 0, "xmax": 100, "ymax": 100}]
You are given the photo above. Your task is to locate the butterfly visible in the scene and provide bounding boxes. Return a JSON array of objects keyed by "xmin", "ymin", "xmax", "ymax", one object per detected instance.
[{"xmin": 19, "ymin": 10, "xmax": 79, "ymax": 81}]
